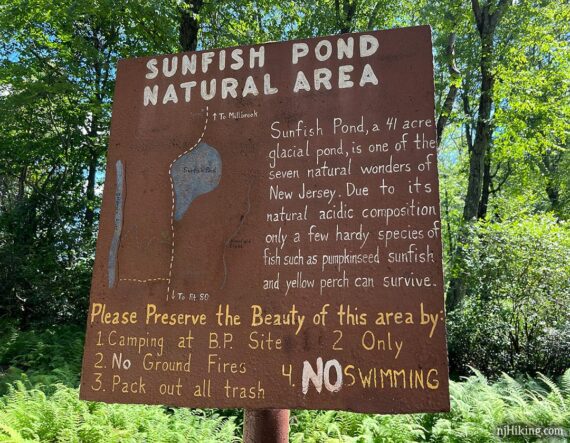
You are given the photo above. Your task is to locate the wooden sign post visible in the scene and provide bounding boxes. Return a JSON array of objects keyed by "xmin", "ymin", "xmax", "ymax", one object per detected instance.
[
  {"xmin": 80, "ymin": 25, "xmax": 450, "ymax": 432},
  {"xmin": 244, "ymin": 409, "xmax": 289, "ymax": 442}
]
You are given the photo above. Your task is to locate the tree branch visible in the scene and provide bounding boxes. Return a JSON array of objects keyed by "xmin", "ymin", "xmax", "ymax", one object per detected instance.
[
  {"xmin": 462, "ymin": 91, "xmax": 474, "ymax": 152},
  {"xmin": 334, "ymin": 0, "xmax": 342, "ymax": 31},
  {"xmin": 367, "ymin": 1, "xmax": 382, "ymax": 30},
  {"xmin": 490, "ymin": 161, "xmax": 512, "ymax": 194},
  {"xmin": 179, "ymin": 0, "xmax": 204, "ymax": 51},
  {"xmin": 437, "ymin": 32, "xmax": 460, "ymax": 143},
  {"xmin": 342, "ymin": 0, "xmax": 358, "ymax": 33},
  {"xmin": 490, "ymin": 0, "xmax": 512, "ymax": 30},
  {"xmin": 471, "ymin": 0, "xmax": 483, "ymax": 32}
]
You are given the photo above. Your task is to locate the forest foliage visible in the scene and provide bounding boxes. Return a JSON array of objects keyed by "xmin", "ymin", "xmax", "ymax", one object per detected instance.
[
  {"xmin": 0, "ymin": 0, "xmax": 569, "ymax": 440},
  {"xmin": 1, "ymin": 324, "xmax": 569, "ymax": 441},
  {"xmin": 0, "ymin": 370, "xmax": 569, "ymax": 442},
  {"xmin": 0, "ymin": 0, "xmax": 568, "ymax": 384}
]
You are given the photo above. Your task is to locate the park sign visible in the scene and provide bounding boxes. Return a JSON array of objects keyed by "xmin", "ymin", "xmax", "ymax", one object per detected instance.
[{"xmin": 79, "ymin": 25, "xmax": 450, "ymax": 414}]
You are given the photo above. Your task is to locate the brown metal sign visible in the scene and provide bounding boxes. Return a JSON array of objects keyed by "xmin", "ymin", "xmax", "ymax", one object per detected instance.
[{"xmin": 80, "ymin": 25, "xmax": 450, "ymax": 414}]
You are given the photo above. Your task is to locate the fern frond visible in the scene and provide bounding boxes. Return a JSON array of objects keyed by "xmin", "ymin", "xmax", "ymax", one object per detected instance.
[
  {"xmin": 560, "ymin": 369, "xmax": 570, "ymax": 396},
  {"xmin": 0, "ymin": 423, "xmax": 29, "ymax": 443}
]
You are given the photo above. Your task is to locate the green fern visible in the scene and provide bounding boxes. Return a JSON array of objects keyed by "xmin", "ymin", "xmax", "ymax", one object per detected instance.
[
  {"xmin": 0, "ymin": 384, "xmax": 239, "ymax": 442},
  {"xmin": 560, "ymin": 369, "xmax": 570, "ymax": 397},
  {"xmin": 537, "ymin": 372, "xmax": 566, "ymax": 411},
  {"xmin": 1, "ymin": 369, "xmax": 570, "ymax": 442},
  {"xmin": 0, "ymin": 423, "xmax": 32, "ymax": 443}
]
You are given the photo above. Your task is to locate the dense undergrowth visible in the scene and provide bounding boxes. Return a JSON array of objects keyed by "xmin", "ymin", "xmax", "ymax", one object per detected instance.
[
  {"xmin": 0, "ymin": 324, "xmax": 84, "ymax": 396},
  {"xmin": 0, "ymin": 370, "xmax": 568, "ymax": 442},
  {"xmin": 1, "ymin": 323, "xmax": 569, "ymax": 441},
  {"xmin": 0, "ymin": 383, "xmax": 239, "ymax": 442}
]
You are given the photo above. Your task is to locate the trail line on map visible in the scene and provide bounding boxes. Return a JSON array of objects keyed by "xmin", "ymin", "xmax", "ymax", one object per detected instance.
[{"xmin": 166, "ymin": 106, "xmax": 210, "ymax": 299}]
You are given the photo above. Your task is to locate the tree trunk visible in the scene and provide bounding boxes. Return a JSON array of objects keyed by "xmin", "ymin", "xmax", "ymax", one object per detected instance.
[
  {"xmin": 85, "ymin": 110, "xmax": 100, "ymax": 228},
  {"xmin": 85, "ymin": 152, "xmax": 98, "ymax": 227},
  {"xmin": 85, "ymin": 29, "xmax": 105, "ymax": 230},
  {"xmin": 540, "ymin": 151, "xmax": 563, "ymax": 213},
  {"xmin": 446, "ymin": 0, "xmax": 511, "ymax": 312},
  {"xmin": 17, "ymin": 166, "xmax": 27, "ymax": 203},
  {"xmin": 463, "ymin": 35, "xmax": 494, "ymax": 220},
  {"xmin": 446, "ymin": 34, "xmax": 495, "ymax": 312},
  {"xmin": 436, "ymin": 33, "xmax": 460, "ymax": 143},
  {"xmin": 179, "ymin": 0, "xmax": 204, "ymax": 51},
  {"xmin": 545, "ymin": 184, "xmax": 560, "ymax": 212},
  {"xmin": 477, "ymin": 149, "xmax": 492, "ymax": 219},
  {"xmin": 335, "ymin": 0, "xmax": 357, "ymax": 34}
]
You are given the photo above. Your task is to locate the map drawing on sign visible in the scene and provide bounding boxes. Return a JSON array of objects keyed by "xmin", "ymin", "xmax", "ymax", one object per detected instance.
[
  {"xmin": 171, "ymin": 140, "xmax": 221, "ymax": 222},
  {"xmin": 109, "ymin": 108, "xmax": 222, "ymax": 293},
  {"xmin": 82, "ymin": 26, "xmax": 451, "ymax": 414},
  {"xmin": 108, "ymin": 159, "xmax": 124, "ymax": 288}
]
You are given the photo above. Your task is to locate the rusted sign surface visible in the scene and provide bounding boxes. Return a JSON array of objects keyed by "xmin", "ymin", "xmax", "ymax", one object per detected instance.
[{"xmin": 80, "ymin": 25, "xmax": 450, "ymax": 413}]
